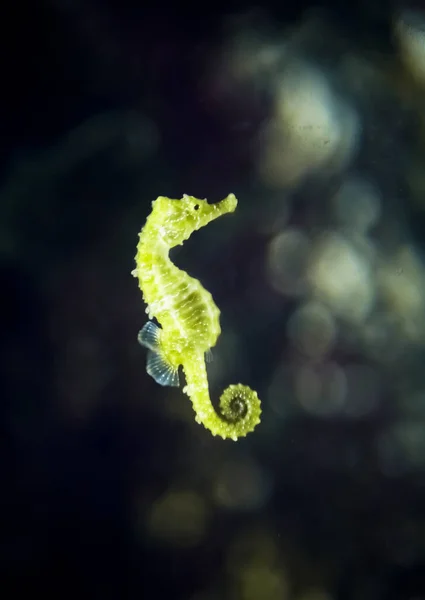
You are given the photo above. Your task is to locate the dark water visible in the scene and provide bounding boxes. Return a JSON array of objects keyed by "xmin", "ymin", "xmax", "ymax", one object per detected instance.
[{"xmin": 2, "ymin": 1, "xmax": 425, "ymax": 598}]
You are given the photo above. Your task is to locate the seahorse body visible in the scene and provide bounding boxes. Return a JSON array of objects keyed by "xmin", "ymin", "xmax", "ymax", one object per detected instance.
[{"xmin": 132, "ymin": 194, "xmax": 261, "ymax": 440}]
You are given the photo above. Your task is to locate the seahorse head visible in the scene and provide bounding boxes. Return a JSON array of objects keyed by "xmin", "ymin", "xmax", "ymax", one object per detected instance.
[{"xmin": 151, "ymin": 194, "xmax": 238, "ymax": 247}]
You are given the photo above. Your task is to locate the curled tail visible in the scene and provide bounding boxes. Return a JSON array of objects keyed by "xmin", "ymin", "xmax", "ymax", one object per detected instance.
[
  {"xmin": 215, "ymin": 383, "xmax": 262, "ymax": 440},
  {"xmin": 182, "ymin": 352, "xmax": 261, "ymax": 441}
]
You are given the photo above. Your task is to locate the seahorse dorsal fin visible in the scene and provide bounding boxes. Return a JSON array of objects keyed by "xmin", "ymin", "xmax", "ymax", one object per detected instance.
[
  {"xmin": 146, "ymin": 350, "xmax": 180, "ymax": 387},
  {"xmin": 205, "ymin": 349, "xmax": 213, "ymax": 363},
  {"xmin": 138, "ymin": 321, "xmax": 161, "ymax": 351}
]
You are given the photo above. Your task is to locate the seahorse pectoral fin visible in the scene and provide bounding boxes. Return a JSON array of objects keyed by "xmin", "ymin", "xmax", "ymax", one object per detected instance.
[
  {"xmin": 138, "ymin": 321, "xmax": 161, "ymax": 351},
  {"xmin": 146, "ymin": 350, "xmax": 180, "ymax": 387},
  {"xmin": 205, "ymin": 349, "xmax": 213, "ymax": 363}
]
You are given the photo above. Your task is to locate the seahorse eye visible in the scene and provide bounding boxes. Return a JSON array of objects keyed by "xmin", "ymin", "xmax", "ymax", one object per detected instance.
[{"xmin": 194, "ymin": 204, "xmax": 199, "ymax": 211}]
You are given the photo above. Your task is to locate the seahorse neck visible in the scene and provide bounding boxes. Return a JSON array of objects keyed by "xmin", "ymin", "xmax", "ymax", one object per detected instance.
[{"xmin": 138, "ymin": 229, "xmax": 170, "ymax": 265}]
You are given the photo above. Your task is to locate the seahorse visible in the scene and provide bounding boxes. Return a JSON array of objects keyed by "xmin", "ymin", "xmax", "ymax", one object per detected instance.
[{"xmin": 131, "ymin": 193, "xmax": 261, "ymax": 440}]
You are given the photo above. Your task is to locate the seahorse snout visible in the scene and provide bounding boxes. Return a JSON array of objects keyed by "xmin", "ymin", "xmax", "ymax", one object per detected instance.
[{"xmin": 194, "ymin": 194, "xmax": 238, "ymax": 229}]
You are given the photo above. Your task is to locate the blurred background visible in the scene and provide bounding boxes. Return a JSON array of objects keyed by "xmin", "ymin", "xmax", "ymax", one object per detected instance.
[{"xmin": 2, "ymin": 0, "xmax": 425, "ymax": 598}]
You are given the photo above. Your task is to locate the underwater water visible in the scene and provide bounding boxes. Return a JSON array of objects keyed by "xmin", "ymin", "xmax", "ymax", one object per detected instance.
[{"xmin": 2, "ymin": 1, "xmax": 425, "ymax": 599}]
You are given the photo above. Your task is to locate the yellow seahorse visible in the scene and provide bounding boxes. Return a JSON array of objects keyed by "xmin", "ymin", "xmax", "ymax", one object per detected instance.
[{"xmin": 131, "ymin": 193, "xmax": 261, "ymax": 440}]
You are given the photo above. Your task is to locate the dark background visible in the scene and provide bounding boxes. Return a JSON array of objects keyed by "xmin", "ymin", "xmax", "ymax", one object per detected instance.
[{"xmin": 2, "ymin": 1, "xmax": 425, "ymax": 599}]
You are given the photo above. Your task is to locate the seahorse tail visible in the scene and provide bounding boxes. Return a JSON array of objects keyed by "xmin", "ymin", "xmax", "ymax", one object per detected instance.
[
  {"xmin": 217, "ymin": 384, "xmax": 262, "ymax": 441},
  {"xmin": 182, "ymin": 353, "xmax": 261, "ymax": 441}
]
